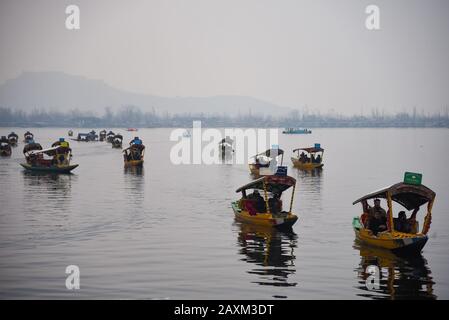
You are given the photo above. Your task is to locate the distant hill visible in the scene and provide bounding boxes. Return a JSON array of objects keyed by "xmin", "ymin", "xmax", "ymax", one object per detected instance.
[{"xmin": 0, "ymin": 71, "xmax": 293, "ymax": 116}]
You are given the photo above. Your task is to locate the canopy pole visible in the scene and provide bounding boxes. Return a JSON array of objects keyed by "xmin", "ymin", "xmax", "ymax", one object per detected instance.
[
  {"xmin": 422, "ymin": 198, "xmax": 434, "ymax": 235},
  {"xmin": 386, "ymin": 192, "xmax": 394, "ymax": 233},
  {"xmin": 263, "ymin": 180, "xmax": 270, "ymax": 214},
  {"xmin": 289, "ymin": 183, "xmax": 296, "ymax": 213}
]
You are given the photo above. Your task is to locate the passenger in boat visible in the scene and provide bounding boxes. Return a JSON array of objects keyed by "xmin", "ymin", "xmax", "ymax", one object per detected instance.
[
  {"xmin": 395, "ymin": 208, "xmax": 419, "ymax": 233},
  {"xmin": 311, "ymin": 154, "xmax": 316, "ymax": 163},
  {"xmin": 268, "ymin": 193, "xmax": 282, "ymax": 214},
  {"xmin": 250, "ymin": 190, "xmax": 266, "ymax": 213},
  {"xmin": 300, "ymin": 152, "xmax": 307, "ymax": 163},
  {"xmin": 368, "ymin": 210, "xmax": 387, "ymax": 236},
  {"xmin": 395, "ymin": 211, "xmax": 409, "ymax": 233},
  {"xmin": 315, "ymin": 154, "xmax": 322, "ymax": 163},
  {"xmin": 368, "ymin": 199, "xmax": 387, "ymax": 220}
]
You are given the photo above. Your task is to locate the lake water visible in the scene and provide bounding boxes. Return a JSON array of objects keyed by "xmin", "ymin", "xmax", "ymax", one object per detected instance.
[{"xmin": 0, "ymin": 127, "xmax": 448, "ymax": 299}]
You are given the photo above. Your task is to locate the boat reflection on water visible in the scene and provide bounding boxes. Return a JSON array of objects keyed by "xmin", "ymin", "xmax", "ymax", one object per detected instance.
[
  {"xmin": 124, "ymin": 165, "xmax": 144, "ymax": 176},
  {"xmin": 21, "ymin": 171, "xmax": 75, "ymax": 218},
  {"xmin": 354, "ymin": 242, "xmax": 436, "ymax": 300},
  {"xmin": 236, "ymin": 222, "xmax": 298, "ymax": 288},
  {"xmin": 22, "ymin": 170, "xmax": 74, "ymax": 195}
]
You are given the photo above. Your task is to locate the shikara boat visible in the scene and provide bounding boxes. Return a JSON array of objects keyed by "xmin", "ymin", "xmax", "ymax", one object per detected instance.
[
  {"xmin": 291, "ymin": 144, "xmax": 324, "ymax": 170},
  {"xmin": 282, "ymin": 128, "xmax": 312, "ymax": 134},
  {"xmin": 100, "ymin": 130, "xmax": 107, "ymax": 141},
  {"xmin": 106, "ymin": 131, "xmax": 115, "ymax": 143},
  {"xmin": 249, "ymin": 148, "xmax": 284, "ymax": 177},
  {"xmin": 123, "ymin": 142, "xmax": 145, "ymax": 167},
  {"xmin": 219, "ymin": 136, "xmax": 234, "ymax": 159},
  {"xmin": 352, "ymin": 172, "xmax": 436, "ymax": 255},
  {"xmin": 7, "ymin": 132, "xmax": 18, "ymax": 146},
  {"xmin": 72, "ymin": 131, "xmax": 98, "ymax": 142},
  {"xmin": 232, "ymin": 173, "xmax": 298, "ymax": 229},
  {"xmin": 23, "ymin": 131, "xmax": 34, "ymax": 143},
  {"xmin": 127, "ymin": 128, "xmax": 138, "ymax": 132},
  {"xmin": 0, "ymin": 136, "xmax": 12, "ymax": 157},
  {"xmin": 112, "ymin": 134, "xmax": 123, "ymax": 148},
  {"xmin": 21, "ymin": 145, "xmax": 78, "ymax": 173}
]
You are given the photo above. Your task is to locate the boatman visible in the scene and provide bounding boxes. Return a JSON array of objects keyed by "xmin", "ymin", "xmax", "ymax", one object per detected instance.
[
  {"xmin": 52, "ymin": 137, "xmax": 70, "ymax": 148},
  {"xmin": 130, "ymin": 136, "xmax": 142, "ymax": 145}
]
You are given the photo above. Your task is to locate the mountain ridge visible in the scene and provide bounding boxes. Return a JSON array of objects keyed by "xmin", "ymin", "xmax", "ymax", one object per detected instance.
[{"xmin": 0, "ymin": 71, "xmax": 293, "ymax": 116}]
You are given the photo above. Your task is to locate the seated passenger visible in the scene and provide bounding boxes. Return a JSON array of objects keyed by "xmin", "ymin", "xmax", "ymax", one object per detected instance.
[
  {"xmin": 268, "ymin": 193, "xmax": 282, "ymax": 214},
  {"xmin": 316, "ymin": 154, "xmax": 322, "ymax": 163},
  {"xmin": 368, "ymin": 211, "xmax": 387, "ymax": 236},
  {"xmin": 394, "ymin": 211, "xmax": 410, "ymax": 233}
]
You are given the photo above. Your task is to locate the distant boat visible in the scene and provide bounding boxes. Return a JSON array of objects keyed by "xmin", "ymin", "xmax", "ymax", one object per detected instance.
[
  {"xmin": 127, "ymin": 128, "xmax": 138, "ymax": 132},
  {"xmin": 282, "ymin": 128, "xmax": 312, "ymax": 134},
  {"xmin": 182, "ymin": 130, "xmax": 191, "ymax": 138}
]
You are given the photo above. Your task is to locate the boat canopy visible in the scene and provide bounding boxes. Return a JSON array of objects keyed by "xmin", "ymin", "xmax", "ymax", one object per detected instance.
[
  {"xmin": 293, "ymin": 147, "xmax": 324, "ymax": 153},
  {"xmin": 114, "ymin": 134, "xmax": 123, "ymax": 140},
  {"xmin": 253, "ymin": 148, "xmax": 284, "ymax": 158},
  {"xmin": 352, "ymin": 182, "xmax": 436, "ymax": 210},
  {"xmin": 28, "ymin": 146, "xmax": 70, "ymax": 156},
  {"xmin": 23, "ymin": 143, "xmax": 43, "ymax": 153},
  {"xmin": 236, "ymin": 175, "xmax": 296, "ymax": 194}
]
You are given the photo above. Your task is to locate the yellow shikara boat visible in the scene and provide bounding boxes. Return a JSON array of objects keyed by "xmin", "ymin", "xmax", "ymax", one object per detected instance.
[
  {"xmin": 123, "ymin": 143, "xmax": 145, "ymax": 167},
  {"xmin": 352, "ymin": 173, "xmax": 436, "ymax": 255},
  {"xmin": 291, "ymin": 144, "xmax": 324, "ymax": 170},
  {"xmin": 232, "ymin": 174, "xmax": 298, "ymax": 229},
  {"xmin": 249, "ymin": 148, "xmax": 284, "ymax": 177},
  {"xmin": 20, "ymin": 145, "xmax": 78, "ymax": 173}
]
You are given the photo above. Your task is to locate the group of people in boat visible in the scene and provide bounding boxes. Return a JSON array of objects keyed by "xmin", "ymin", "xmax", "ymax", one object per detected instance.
[
  {"xmin": 361, "ymin": 198, "xmax": 418, "ymax": 235},
  {"xmin": 24, "ymin": 138, "xmax": 72, "ymax": 167},
  {"xmin": 0, "ymin": 136, "xmax": 12, "ymax": 156},
  {"xmin": 241, "ymin": 190, "xmax": 283, "ymax": 216},
  {"xmin": 123, "ymin": 136, "xmax": 145, "ymax": 162},
  {"xmin": 298, "ymin": 151, "xmax": 322, "ymax": 164}
]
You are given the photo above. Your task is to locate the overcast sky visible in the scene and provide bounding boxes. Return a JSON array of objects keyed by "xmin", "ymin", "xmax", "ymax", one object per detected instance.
[{"xmin": 0, "ymin": 0, "xmax": 448, "ymax": 115}]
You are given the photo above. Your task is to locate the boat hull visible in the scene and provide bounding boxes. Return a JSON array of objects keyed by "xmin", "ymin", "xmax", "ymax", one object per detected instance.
[
  {"xmin": 352, "ymin": 217, "xmax": 428, "ymax": 255},
  {"xmin": 232, "ymin": 202, "xmax": 298, "ymax": 229},
  {"xmin": 248, "ymin": 164, "xmax": 274, "ymax": 177},
  {"xmin": 20, "ymin": 163, "xmax": 79, "ymax": 173},
  {"xmin": 124, "ymin": 159, "xmax": 144, "ymax": 167},
  {"xmin": 291, "ymin": 157, "xmax": 323, "ymax": 169}
]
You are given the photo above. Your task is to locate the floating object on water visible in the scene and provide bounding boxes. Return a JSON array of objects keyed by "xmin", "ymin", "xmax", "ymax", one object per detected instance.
[
  {"xmin": 112, "ymin": 134, "xmax": 123, "ymax": 148},
  {"xmin": 106, "ymin": 131, "xmax": 115, "ymax": 143},
  {"xmin": 352, "ymin": 172, "xmax": 436, "ymax": 255},
  {"xmin": 282, "ymin": 128, "xmax": 312, "ymax": 134},
  {"xmin": 127, "ymin": 128, "xmax": 138, "ymax": 132},
  {"xmin": 232, "ymin": 174, "xmax": 298, "ymax": 229},
  {"xmin": 99, "ymin": 130, "xmax": 107, "ymax": 141},
  {"xmin": 123, "ymin": 138, "xmax": 145, "ymax": 167},
  {"xmin": 7, "ymin": 132, "xmax": 18, "ymax": 146},
  {"xmin": 182, "ymin": 130, "xmax": 191, "ymax": 138},
  {"xmin": 291, "ymin": 144, "xmax": 324, "ymax": 170},
  {"xmin": 23, "ymin": 131, "xmax": 34, "ymax": 143},
  {"xmin": 249, "ymin": 148, "xmax": 284, "ymax": 177},
  {"xmin": 72, "ymin": 131, "xmax": 98, "ymax": 142},
  {"xmin": 68, "ymin": 130, "xmax": 73, "ymax": 137},
  {"xmin": 20, "ymin": 144, "xmax": 78, "ymax": 173},
  {"xmin": 0, "ymin": 136, "xmax": 12, "ymax": 156}
]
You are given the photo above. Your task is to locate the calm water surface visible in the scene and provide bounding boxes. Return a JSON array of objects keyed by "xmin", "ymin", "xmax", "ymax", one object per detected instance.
[{"xmin": 0, "ymin": 128, "xmax": 448, "ymax": 299}]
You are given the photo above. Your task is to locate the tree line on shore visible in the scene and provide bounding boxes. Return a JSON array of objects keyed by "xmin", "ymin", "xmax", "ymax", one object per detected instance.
[{"xmin": 0, "ymin": 106, "xmax": 448, "ymax": 128}]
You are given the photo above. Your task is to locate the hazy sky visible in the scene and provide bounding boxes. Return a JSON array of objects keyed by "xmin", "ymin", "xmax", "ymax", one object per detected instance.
[{"xmin": 1, "ymin": 0, "xmax": 448, "ymax": 115}]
